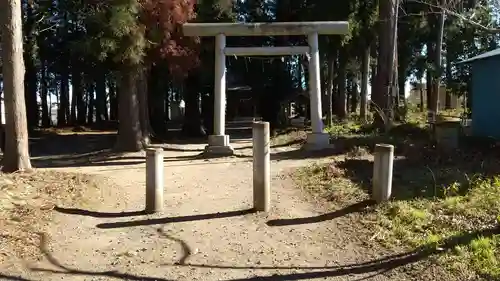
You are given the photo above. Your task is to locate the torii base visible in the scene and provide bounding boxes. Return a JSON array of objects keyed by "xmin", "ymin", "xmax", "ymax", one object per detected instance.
[
  {"xmin": 303, "ymin": 132, "xmax": 333, "ymax": 151},
  {"xmin": 204, "ymin": 134, "xmax": 234, "ymax": 156}
]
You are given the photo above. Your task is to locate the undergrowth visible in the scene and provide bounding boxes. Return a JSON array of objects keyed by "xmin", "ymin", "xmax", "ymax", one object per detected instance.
[
  {"xmin": 295, "ymin": 110, "xmax": 500, "ymax": 280},
  {"xmin": 376, "ymin": 177, "xmax": 500, "ymax": 279},
  {"xmin": 296, "ymin": 161, "xmax": 500, "ymax": 280}
]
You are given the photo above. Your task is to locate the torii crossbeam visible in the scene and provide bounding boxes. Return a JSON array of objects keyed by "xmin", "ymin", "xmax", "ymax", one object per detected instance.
[{"xmin": 182, "ymin": 21, "xmax": 349, "ymax": 155}]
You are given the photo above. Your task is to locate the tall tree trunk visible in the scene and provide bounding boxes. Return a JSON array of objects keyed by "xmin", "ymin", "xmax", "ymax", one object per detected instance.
[
  {"xmin": 397, "ymin": 65, "xmax": 406, "ymax": 104},
  {"xmin": 40, "ymin": 60, "xmax": 50, "ymax": 127},
  {"xmin": 109, "ymin": 78, "xmax": 118, "ymax": 121},
  {"xmin": 148, "ymin": 64, "xmax": 166, "ymax": 135},
  {"xmin": 95, "ymin": 69, "xmax": 107, "ymax": 124},
  {"xmin": 87, "ymin": 80, "xmax": 95, "ymax": 125},
  {"xmin": 335, "ymin": 51, "xmax": 347, "ymax": 119},
  {"xmin": 73, "ymin": 69, "xmax": 85, "ymax": 125},
  {"xmin": 373, "ymin": 7, "xmax": 387, "ymax": 116},
  {"xmin": 445, "ymin": 51, "xmax": 452, "ymax": 109},
  {"xmin": 201, "ymin": 91, "xmax": 213, "ymax": 135},
  {"xmin": 70, "ymin": 78, "xmax": 77, "ymax": 125},
  {"xmin": 373, "ymin": 0, "xmax": 398, "ymax": 130},
  {"xmin": 23, "ymin": 3, "xmax": 38, "ymax": 129},
  {"xmin": 326, "ymin": 51, "xmax": 336, "ymax": 127},
  {"xmin": 49, "ymin": 90, "xmax": 53, "ymax": 126},
  {"xmin": 115, "ymin": 65, "xmax": 143, "ymax": 151},
  {"xmin": 426, "ymin": 67, "xmax": 433, "ymax": 109},
  {"xmin": 57, "ymin": 70, "xmax": 70, "ymax": 126},
  {"xmin": 0, "ymin": 77, "xmax": 4, "ymax": 151},
  {"xmin": 165, "ymin": 87, "xmax": 170, "ymax": 123},
  {"xmin": 1, "ymin": 0, "xmax": 33, "ymax": 172},
  {"xmin": 419, "ymin": 78, "xmax": 425, "ymax": 112},
  {"xmin": 431, "ymin": 1, "xmax": 445, "ymax": 115},
  {"xmin": 350, "ymin": 77, "xmax": 359, "ymax": 113},
  {"xmin": 360, "ymin": 46, "xmax": 370, "ymax": 122},
  {"xmin": 393, "ymin": 52, "xmax": 399, "ymax": 109},
  {"xmin": 389, "ymin": 0, "xmax": 399, "ymax": 123},
  {"xmin": 396, "ymin": 43, "xmax": 409, "ymax": 120},
  {"xmin": 370, "ymin": 57, "xmax": 377, "ymax": 113},
  {"xmin": 24, "ymin": 58, "xmax": 37, "ymax": 128},
  {"xmin": 301, "ymin": 57, "xmax": 309, "ymax": 92},
  {"xmin": 137, "ymin": 65, "xmax": 150, "ymax": 145},
  {"xmin": 346, "ymin": 83, "xmax": 351, "ymax": 114},
  {"xmin": 23, "ymin": 55, "xmax": 37, "ymax": 128},
  {"xmin": 397, "ymin": 63, "xmax": 407, "ymax": 120},
  {"xmin": 182, "ymin": 69, "xmax": 206, "ymax": 137},
  {"xmin": 426, "ymin": 24, "xmax": 435, "ymax": 111}
]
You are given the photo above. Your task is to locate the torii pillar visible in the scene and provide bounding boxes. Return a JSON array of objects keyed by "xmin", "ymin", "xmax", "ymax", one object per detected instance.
[{"xmin": 183, "ymin": 22, "xmax": 349, "ymax": 155}]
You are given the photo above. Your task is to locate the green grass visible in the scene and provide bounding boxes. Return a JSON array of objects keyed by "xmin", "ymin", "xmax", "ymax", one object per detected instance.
[
  {"xmin": 295, "ymin": 111, "xmax": 500, "ymax": 280},
  {"xmin": 270, "ymin": 128, "xmax": 306, "ymax": 147},
  {"xmin": 325, "ymin": 118, "xmax": 365, "ymax": 137},
  {"xmin": 296, "ymin": 163, "xmax": 500, "ymax": 280},
  {"xmin": 295, "ymin": 163, "xmax": 367, "ymax": 202}
]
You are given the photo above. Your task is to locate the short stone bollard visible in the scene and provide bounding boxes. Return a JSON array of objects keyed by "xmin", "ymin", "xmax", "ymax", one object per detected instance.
[
  {"xmin": 145, "ymin": 148, "xmax": 164, "ymax": 213},
  {"xmin": 372, "ymin": 144, "xmax": 394, "ymax": 203},
  {"xmin": 252, "ymin": 121, "xmax": 271, "ymax": 212}
]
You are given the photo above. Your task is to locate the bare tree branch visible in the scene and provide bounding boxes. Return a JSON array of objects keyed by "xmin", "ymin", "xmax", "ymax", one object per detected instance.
[{"xmin": 407, "ymin": 0, "xmax": 500, "ymax": 33}]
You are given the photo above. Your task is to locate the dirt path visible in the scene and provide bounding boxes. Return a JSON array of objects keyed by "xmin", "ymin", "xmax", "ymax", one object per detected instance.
[{"xmin": 5, "ymin": 139, "xmax": 413, "ymax": 281}]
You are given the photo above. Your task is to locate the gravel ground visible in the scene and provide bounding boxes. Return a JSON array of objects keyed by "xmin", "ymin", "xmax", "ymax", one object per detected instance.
[{"xmin": 1, "ymin": 139, "xmax": 424, "ymax": 281}]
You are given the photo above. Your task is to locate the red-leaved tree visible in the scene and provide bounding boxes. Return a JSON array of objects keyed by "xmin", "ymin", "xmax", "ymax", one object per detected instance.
[
  {"xmin": 84, "ymin": 0, "xmax": 204, "ymax": 150},
  {"xmin": 141, "ymin": 0, "xmax": 200, "ymax": 77}
]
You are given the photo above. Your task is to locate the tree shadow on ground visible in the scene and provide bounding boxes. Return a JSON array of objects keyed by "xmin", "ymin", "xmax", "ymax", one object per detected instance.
[
  {"xmin": 24, "ymin": 129, "xmax": 241, "ymax": 168},
  {"xmin": 27, "ymin": 129, "xmax": 304, "ymax": 168},
  {"xmin": 95, "ymin": 208, "xmax": 255, "ymax": 229},
  {"xmin": 24, "ymin": 232, "xmax": 173, "ymax": 281},
  {"xmin": 29, "ymin": 130, "xmax": 117, "ymax": 158},
  {"xmin": 27, "ymin": 125, "xmax": 250, "ymax": 157},
  {"xmin": 27, "ymin": 131, "xmax": 131, "ymax": 168},
  {"xmin": 0, "ymin": 273, "xmax": 32, "ymax": 281},
  {"xmin": 338, "ymin": 122, "xmax": 432, "ymax": 154},
  {"xmin": 159, "ymin": 137, "xmax": 303, "ymax": 153},
  {"xmin": 269, "ymin": 122, "xmax": 431, "ymax": 161},
  {"xmin": 32, "ymin": 150, "xmax": 253, "ymax": 169},
  {"xmin": 26, "ymin": 129, "xmax": 411, "ymax": 168},
  {"xmin": 159, "ymin": 123, "xmax": 255, "ymax": 147},
  {"xmin": 30, "ymin": 151, "xmax": 145, "ymax": 169},
  {"xmin": 27, "ymin": 121, "xmax": 305, "ymax": 158},
  {"xmin": 159, "ymin": 225, "xmax": 499, "ymax": 280},
  {"xmin": 266, "ymin": 199, "xmax": 375, "ymax": 226},
  {"xmin": 332, "ymin": 134, "xmax": 500, "ymax": 201},
  {"xmin": 28, "ymin": 207, "xmax": 500, "ymax": 281},
  {"xmin": 53, "ymin": 206, "xmax": 149, "ymax": 218}
]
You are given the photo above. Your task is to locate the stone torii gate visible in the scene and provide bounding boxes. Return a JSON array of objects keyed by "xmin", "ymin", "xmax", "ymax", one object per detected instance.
[{"xmin": 182, "ymin": 21, "xmax": 349, "ymax": 155}]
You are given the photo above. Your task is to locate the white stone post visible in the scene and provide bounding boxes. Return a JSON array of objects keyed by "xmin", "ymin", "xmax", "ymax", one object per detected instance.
[
  {"xmin": 252, "ymin": 121, "xmax": 271, "ymax": 212},
  {"xmin": 205, "ymin": 33, "xmax": 234, "ymax": 156},
  {"xmin": 145, "ymin": 148, "xmax": 164, "ymax": 213},
  {"xmin": 306, "ymin": 32, "xmax": 330, "ymax": 150},
  {"xmin": 372, "ymin": 144, "xmax": 394, "ymax": 203}
]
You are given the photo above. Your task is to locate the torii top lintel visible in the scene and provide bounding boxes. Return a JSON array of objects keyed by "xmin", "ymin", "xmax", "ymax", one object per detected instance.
[{"xmin": 182, "ymin": 21, "xmax": 349, "ymax": 37}]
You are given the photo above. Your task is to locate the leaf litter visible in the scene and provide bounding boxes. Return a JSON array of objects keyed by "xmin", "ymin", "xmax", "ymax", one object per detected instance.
[{"xmin": 0, "ymin": 171, "xmax": 103, "ymax": 264}]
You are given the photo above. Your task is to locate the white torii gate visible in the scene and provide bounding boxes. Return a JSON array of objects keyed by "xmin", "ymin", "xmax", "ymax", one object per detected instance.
[{"xmin": 182, "ymin": 21, "xmax": 349, "ymax": 155}]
